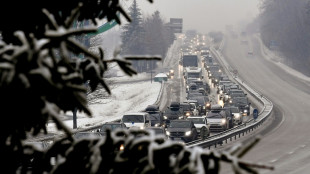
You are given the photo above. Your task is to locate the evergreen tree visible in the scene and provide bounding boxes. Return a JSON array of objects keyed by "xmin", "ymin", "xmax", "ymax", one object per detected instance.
[{"xmin": 121, "ymin": 0, "xmax": 147, "ymax": 72}]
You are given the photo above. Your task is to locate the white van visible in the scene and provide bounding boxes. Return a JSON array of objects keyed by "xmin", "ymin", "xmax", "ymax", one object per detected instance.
[{"xmin": 121, "ymin": 112, "xmax": 149, "ymax": 129}]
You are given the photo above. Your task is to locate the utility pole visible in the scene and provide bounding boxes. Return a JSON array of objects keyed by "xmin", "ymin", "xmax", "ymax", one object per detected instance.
[{"xmin": 73, "ymin": 107, "xmax": 77, "ymax": 129}]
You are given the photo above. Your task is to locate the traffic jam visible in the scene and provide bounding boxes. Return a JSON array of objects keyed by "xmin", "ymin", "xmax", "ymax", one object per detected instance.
[{"xmin": 95, "ymin": 33, "xmax": 252, "ymax": 144}]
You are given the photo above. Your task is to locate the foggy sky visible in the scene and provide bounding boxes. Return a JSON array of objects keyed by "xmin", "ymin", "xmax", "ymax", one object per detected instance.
[{"xmin": 124, "ymin": 0, "xmax": 260, "ymax": 34}]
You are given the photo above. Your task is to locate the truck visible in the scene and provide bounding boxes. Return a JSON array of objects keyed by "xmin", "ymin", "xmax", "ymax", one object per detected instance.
[
  {"xmin": 184, "ymin": 67, "xmax": 203, "ymax": 80},
  {"xmin": 181, "ymin": 53, "xmax": 198, "ymax": 68}
]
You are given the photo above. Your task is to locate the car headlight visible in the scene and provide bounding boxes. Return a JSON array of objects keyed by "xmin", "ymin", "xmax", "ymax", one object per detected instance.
[
  {"xmin": 185, "ymin": 131, "xmax": 192, "ymax": 136},
  {"xmin": 164, "ymin": 116, "xmax": 168, "ymax": 120},
  {"xmin": 229, "ymin": 100, "xmax": 232, "ymax": 103},
  {"xmin": 179, "ymin": 116, "xmax": 183, "ymax": 119},
  {"xmin": 244, "ymin": 109, "xmax": 248, "ymax": 113},
  {"xmin": 154, "ymin": 123, "xmax": 160, "ymax": 127},
  {"xmin": 140, "ymin": 126, "xmax": 145, "ymax": 130},
  {"xmin": 234, "ymin": 113, "xmax": 240, "ymax": 119},
  {"xmin": 185, "ymin": 112, "xmax": 190, "ymax": 116},
  {"xmin": 220, "ymin": 90, "xmax": 223, "ymax": 94},
  {"xmin": 166, "ymin": 131, "xmax": 170, "ymax": 136},
  {"xmin": 119, "ymin": 144, "xmax": 124, "ymax": 151},
  {"xmin": 221, "ymin": 119, "xmax": 226, "ymax": 124},
  {"xmin": 215, "ymin": 79, "xmax": 218, "ymax": 82},
  {"xmin": 203, "ymin": 106, "xmax": 206, "ymax": 109},
  {"xmin": 206, "ymin": 103, "xmax": 210, "ymax": 107}
]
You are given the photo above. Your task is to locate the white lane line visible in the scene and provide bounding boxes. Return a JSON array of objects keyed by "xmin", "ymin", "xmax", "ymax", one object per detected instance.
[
  {"xmin": 270, "ymin": 159, "xmax": 278, "ymax": 163},
  {"xmin": 288, "ymin": 151, "xmax": 294, "ymax": 155}
]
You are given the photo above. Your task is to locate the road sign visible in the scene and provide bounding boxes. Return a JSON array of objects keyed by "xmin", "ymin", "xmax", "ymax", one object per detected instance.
[{"xmin": 253, "ymin": 108, "xmax": 258, "ymax": 120}]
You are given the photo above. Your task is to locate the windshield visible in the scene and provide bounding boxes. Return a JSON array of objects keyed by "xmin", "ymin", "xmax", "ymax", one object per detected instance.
[
  {"xmin": 229, "ymin": 108, "xmax": 240, "ymax": 113},
  {"xmin": 146, "ymin": 114, "xmax": 160, "ymax": 121},
  {"xmin": 180, "ymin": 104, "xmax": 191, "ymax": 111},
  {"xmin": 207, "ymin": 112, "xmax": 224, "ymax": 119},
  {"xmin": 169, "ymin": 121, "xmax": 191, "ymax": 128},
  {"xmin": 194, "ymin": 81, "xmax": 203, "ymax": 86},
  {"xmin": 122, "ymin": 115, "xmax": 145, "ymax": 123},
  {"xmin": 188, "ymin": 72, "xmax": 200, "ymax": 78},
  {"xmin": 188, "ymin": 118, "xmax": 205, "ymax": 124}
]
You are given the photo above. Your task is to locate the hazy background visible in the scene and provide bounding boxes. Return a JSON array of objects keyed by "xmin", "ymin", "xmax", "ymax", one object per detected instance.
[{"xmin": 122, "ymin": 0, "xmax": 260, "ymax": 34}]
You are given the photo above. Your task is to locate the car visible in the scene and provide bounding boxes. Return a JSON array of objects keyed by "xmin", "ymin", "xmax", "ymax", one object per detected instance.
[
  {"xmin": 145, "ymin": 127, "xmax": 168, "ymax": 140},
  {"xmin": 186, "ymin": 116, "xmax": 210, "ymax": 140},
  {"xmin": 180, "ymin": 102, "xmax": 194, "ymax": 117},
  {"xmin": 121, "ymin": 112, "xmax": 150, "ymax": 129},
  {"xmin": 99, "ymin": 122, "xmax": 127, "ymax": 136},
  {"xmin": 229, "ymin": 97, "xmax": 251, "ymax": 116},
  {"xmin": 163, "ymin": 106, "xmax": 184, "ymax": 123},
  {"xmin": 144, "ymin": 105, "xmax": 164, "ymax": 127},
  {"xmin": 206, "ymin": 104, "xmax": 230, "ymax": 132},
  {"xmin": 184, "ymin": 99, "xmax": 199, "ymax": 116},
  {"xmin": 146, "ymin": 112, "xmax": 165, "ymax": 127},
  {"xmin": 73, "ymin": 132, "xmax": 103, "ymax": 140},
  {"xmin": 186, "ymin": 91, "xmax": 203, "ymax": 100},
  {"xmin": 223, "ymin": 106, "xmax": 243, "ymax": 126},
  {"xmin": 166, "ymin": 120, "xmax": 198, "ymax": 143},
  {"xmin": 190, "ymin": 96, "xmax": 208, "ymax": 115}
]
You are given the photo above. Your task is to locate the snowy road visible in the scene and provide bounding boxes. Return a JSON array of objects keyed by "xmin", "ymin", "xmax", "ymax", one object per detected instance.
[{"xmin": 219, "ymin": 32, "xmax": 310, "ymax": 174}]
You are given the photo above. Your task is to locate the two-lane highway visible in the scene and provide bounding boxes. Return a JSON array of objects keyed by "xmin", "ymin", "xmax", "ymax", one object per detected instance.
[{"xmin": 219, "ymin": 33, "xmax": 310, "ymax": 174}]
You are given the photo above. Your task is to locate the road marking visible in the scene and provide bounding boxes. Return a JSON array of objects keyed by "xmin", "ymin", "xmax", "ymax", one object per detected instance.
[
  {"xmin": 270, "ymin": 159, "xmax": 278, "ymax": 163},
  {"xmin": 288, "ymin": 151, "xmax": 294, "ymax": 155}
]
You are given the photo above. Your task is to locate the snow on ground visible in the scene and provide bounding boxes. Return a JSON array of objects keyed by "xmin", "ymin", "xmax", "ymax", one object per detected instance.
[
  {"xmin": 48, "ymin": 78, "xmax": 162, "ymax": 133},
  {"xmin": 256, "ymin": 34, "xmax": 310, "ymax": 83},
  {"xmin": 47, "ymin": 34, "xmax": 181, "ymax": 133}
]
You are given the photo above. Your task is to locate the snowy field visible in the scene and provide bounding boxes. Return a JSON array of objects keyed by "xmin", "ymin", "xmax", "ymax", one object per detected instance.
[{"xmin": 47, "ymin": 75, "xmax": 162, "ymax": 133}]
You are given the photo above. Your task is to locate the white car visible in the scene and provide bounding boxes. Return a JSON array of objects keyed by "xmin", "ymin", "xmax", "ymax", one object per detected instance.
[
  {"xmin": 121, "ymin": 112, "xmax": 150, "ymax": 129},
  {"xmin": 186, "ymin": 116, "xmax": 210, "ymax": 140}
]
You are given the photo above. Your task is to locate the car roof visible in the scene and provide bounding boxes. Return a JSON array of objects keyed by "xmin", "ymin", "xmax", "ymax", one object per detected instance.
[
  {"xmin": 123, "ymin": 112, "xmax": 149, "ymax": 116},
  {"xmin": 103, "ymin": 122, "xmax": 122, "ymax": 125},
  {"xmin": 187, "ymin": 116, "xmax": 206, "ymax": 119},
  {"xmin": 145, "ymin": 105, "xmax": 160, "ymax": 111}
]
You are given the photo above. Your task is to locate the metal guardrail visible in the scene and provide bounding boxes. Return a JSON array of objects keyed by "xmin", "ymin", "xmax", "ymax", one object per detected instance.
[{"xmin": 185, "ymin": 41, "xmax": 273, "ymax": 149}]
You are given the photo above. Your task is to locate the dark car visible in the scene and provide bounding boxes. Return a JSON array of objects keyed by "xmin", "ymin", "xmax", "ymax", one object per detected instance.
[
  {"xmin": 146, "ymin": 112, "xmax": 164, "ymax": 127},
  {"xmin": 190, "ymin": 96, "xmax": 209, "ymax": 115},
  {"xmin": 230, "ymin": 97, "xmax": 251, "ymax": 116},
  {"xmin": 187, "ymin": 91, "xmax": 203, "ymax": 100},
  {"xmin": 180, "ymin": 102, "xmax": 194, "ymax": 117},
  {"xmin": 99, "ymin": 122, "xmax": 127, "ymax": 136},
  {"xmin": 223, "ymin": 106, "xmax": 243, "ymax": 126},
  {"xmin": 73, "ymin": 132, "xmax": 103, "ymax": 139},
  {"xmin": 144, "ymin": 105, "xmax": 164, "ymax": 127},
  {"xmin": 163, "ymin": 107, "xmax": 184, "ymax": 123},
  {"xmin": 193, "ymin": 80, "xmax": 210, "ymax": 94},
  {"xmin": 166, "ymin": 120, "xmax": 198, "ymax": 143},
  {"xmin": 145, "ymin": 127, "xmax": 168, "ymax": 140}
]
